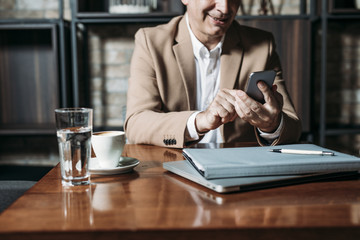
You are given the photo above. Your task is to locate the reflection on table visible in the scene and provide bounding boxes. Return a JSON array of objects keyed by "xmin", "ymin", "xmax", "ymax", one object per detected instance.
[{"xmin": 0, "ymin": 143, "xmax": 360, "ymax": 240}]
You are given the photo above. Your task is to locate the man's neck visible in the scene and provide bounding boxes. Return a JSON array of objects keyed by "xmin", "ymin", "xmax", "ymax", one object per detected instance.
[{"xmin": 202, "ymin": 36, "xmax": 222, "ymax": 51}]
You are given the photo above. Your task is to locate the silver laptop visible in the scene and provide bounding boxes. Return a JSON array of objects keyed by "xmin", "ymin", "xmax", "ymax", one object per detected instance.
[{"xmin": 163, "ymin": 160, "xmax": 358, "ymax": 193}]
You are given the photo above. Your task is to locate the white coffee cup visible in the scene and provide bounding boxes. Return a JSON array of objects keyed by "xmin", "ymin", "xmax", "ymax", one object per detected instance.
[{"xmin": 92, "ymin": 131, "xmax": 126, "ymax": 168}]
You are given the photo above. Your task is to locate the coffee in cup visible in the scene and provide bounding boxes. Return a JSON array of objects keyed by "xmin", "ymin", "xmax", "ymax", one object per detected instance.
[{"xmin": 92, "ymin": 131, "xmax": 126, "ymax": 168}]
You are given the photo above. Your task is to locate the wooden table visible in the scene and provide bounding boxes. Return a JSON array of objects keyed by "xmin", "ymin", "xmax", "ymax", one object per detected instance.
[{"xmin": 1, "ymin": 143, "xmax": 360, "ymax": 240}]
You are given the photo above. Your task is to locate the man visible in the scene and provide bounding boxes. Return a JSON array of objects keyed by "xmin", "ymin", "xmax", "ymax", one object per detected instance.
[{"xmin": 125, "ymin": 0, "xmax": 301, "ymax": 148}]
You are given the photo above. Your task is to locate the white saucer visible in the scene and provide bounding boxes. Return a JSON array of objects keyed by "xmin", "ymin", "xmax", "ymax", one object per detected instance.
[{"xmin": 89, "ymin": 157, "xmax": 140, "ymax": 175}]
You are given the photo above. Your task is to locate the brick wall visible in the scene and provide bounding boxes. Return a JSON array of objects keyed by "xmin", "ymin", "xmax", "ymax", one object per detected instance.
[{"xmin": 88, "ymin": 26, "xmax": 137, "ymax": 127}]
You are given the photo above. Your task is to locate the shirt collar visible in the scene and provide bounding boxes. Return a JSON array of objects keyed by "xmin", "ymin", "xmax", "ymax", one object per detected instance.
[{"xmin": 185, "ymin": 13, "xmax": 224, "ymax": 60}]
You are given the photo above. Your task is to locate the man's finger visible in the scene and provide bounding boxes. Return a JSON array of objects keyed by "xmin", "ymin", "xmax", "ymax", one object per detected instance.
[{"xmin": 257, "ymin": 81, "xmax": 274, "ymax": 104}]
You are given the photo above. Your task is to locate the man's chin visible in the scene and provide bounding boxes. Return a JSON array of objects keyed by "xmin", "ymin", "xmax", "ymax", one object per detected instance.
[{"xmin": 207, "ymin": 27, "xmax": 227, "ymax": 38}]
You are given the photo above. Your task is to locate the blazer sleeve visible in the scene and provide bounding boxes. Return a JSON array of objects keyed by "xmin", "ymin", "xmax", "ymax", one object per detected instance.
[
  {"xmin": 124, "ymin": 28, "xmax": 195, "ymax": 148},
  {"xmin": 255, "ymin": 34, "xmax": 302, "ymax": 146}
]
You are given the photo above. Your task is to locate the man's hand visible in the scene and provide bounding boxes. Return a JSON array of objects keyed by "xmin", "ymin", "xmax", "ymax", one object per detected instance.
[
  {"xmin": 195, "ymin": 89, "xmax": 238, "ymax": 134},
  {"xmin": 234, "ymin": 81, "xmax": 283, "ymax": 133}
]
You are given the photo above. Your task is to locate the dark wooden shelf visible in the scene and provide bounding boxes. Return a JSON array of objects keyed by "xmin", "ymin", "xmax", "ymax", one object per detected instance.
[
  {"xmin": 0, "ymin": 19, "xmax": 71, "ymax": 27},
  {"xmin": 329, "ymin": 0, "xmax": 360, "ymax": 14},
  {"xmin": 76, "ymin": 11, "xmax": 182, "ymax": 19},
  {"xmin": 0, "ymin": 124, "xmax": 56, "ymax": 136},
  {"xmin": 325, "ymin": 125, "xmax": 360, "ymax": 136},
  {"xmin": 75, "ymin": 0, "xmax": 184, "ymax": 19},
  {"xmin": 326, "ymin": 14, "xmax": 360, "ymax": 19},
  {"xmin": 330, "ymin": 9, "xmax": 360, "ymax": 14},
  {"xmin": 74, "ymin": 14, "xmax": 178, "ymax": 24},
  {"xmin": 0, "ymin": 25, "xmax": 60, "ymax": 134},
  {"xmin": 235, "ymin": 14, "xmax": 312, "ymax": 20}
]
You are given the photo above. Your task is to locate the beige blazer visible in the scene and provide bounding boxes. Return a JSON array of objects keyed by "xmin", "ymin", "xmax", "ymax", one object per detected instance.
[{"xmin": 125, "ymin": 15, "xmax": 302, "ymax": 148}]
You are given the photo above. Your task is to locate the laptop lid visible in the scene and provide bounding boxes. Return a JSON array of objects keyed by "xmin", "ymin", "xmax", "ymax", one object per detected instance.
[{"xmin": 163, "ymin": 160, "xmax": 359, "ymax": 193}]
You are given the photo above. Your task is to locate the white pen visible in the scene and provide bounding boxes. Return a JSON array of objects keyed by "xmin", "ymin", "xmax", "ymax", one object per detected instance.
[{"xmin": 269, "ymin": 149, "xmax": 335, "ymax": 156}]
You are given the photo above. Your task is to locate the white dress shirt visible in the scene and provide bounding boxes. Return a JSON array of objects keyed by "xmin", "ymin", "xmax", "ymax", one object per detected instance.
[{"xmin": 185, "ymin": 14, "xmax": 283, "ymax": 144}]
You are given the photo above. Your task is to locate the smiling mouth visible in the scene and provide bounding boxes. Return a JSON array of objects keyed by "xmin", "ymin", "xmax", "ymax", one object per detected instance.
[{"xmin": 208, "ymin": 14, "xmax": 229, "ymax": 25}]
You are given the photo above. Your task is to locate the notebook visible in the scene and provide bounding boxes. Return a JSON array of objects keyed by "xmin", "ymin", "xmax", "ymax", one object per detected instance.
[
  {"xmin": 183, "ymin": 144, "xmax": 360, "ymax": 179},
  {"xmin": 163, "ymin": 160, "xmax": 359, "ymax": 193}
]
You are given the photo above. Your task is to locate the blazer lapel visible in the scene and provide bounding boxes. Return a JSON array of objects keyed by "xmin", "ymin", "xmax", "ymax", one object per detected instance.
[
  {"xmin": 173, "ymin": 17, "xmax": 196, "ymax": 110},
  {"xmin": 220, "ymin": 23, "xmax": 244, "ymax": 90},
  {"xmin": 172, "ymin": 19, "xmax": 244, "ymax": 110}
]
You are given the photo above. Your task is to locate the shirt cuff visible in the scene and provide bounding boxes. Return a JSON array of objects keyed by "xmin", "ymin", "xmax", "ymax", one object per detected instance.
[
  {"xmin": 257, "ymin": 113, "xmax": 284, "ymax": 141},
  {"xmin": 186, "ymin": 111, "xmax": 202, "ymax": 141}
]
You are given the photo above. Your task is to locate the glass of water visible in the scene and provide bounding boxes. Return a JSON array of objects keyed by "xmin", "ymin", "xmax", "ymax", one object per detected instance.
[{"xmin": 55, "ymin": 108, "xmax": 93, "ymax": 186}]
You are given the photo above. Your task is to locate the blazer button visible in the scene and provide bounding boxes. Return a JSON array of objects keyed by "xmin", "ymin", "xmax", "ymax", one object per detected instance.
[
  {"xmin": 171, "ymin": 139, "xmax": 176, "ymax": 145},
  {"xmin": 163, "ymin": 139, "xmax": 168, "ymax": 145}
]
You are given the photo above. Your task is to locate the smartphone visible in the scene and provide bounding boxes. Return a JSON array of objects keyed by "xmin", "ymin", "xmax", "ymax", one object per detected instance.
[{"xmin": 245, "ymin": 70, "xmax": 276, "ymax": 104}]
